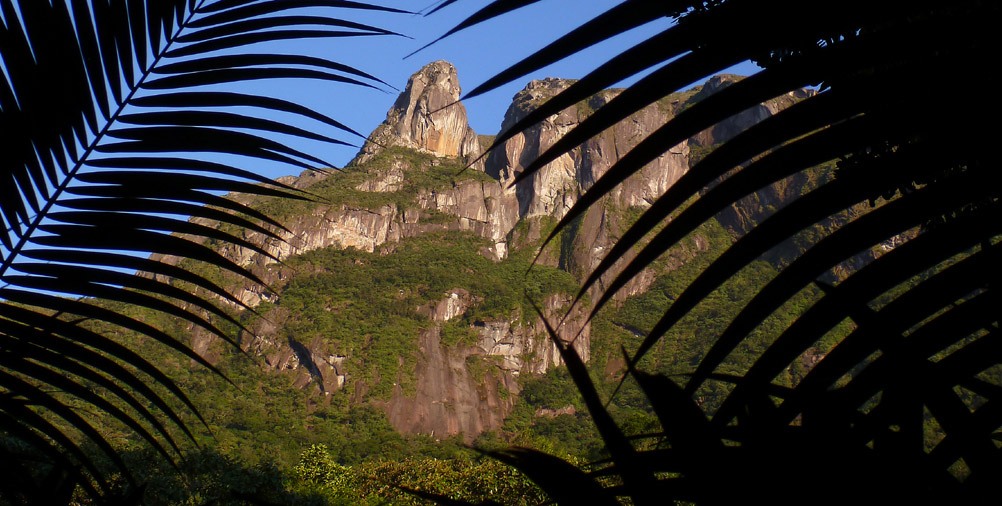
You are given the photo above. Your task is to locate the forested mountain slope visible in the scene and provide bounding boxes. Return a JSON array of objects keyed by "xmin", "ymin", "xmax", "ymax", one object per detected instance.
[
  {"xmin": 164, "ymin": 61, "xmax": 822, "ymax": 441},
  {"xmin": 114, "ymin": 61, "xmax": 832, "ymax": 503}
]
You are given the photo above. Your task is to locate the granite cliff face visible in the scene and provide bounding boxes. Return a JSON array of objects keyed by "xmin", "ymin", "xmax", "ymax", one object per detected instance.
[
  {"xmin": 384, "ymin": 291, "xmax": 588, "ymax": 440},
  {"xmin": 352, "ymin": 61, "xmax": 483, "ymax": 170},
  {"xmin": 688, "ymin": 74, "xmax": 814, "ymax": 148},
  {"xmin": 487, "ymin": 78, "xmax": 691, "ymax": 219},
  {"xmin": 197, "ymin": 62, "xmax": 813, "ymax": 441},
  {"xmin": 486, "ymin": 78, "xmax": 698, "ymax": 300}
]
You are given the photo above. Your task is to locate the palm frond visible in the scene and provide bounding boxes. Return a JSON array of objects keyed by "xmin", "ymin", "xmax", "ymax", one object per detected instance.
[
  {"xmin": 434, "ymin": 0, "xmax": 1001, "ymax": 502},
  {"xmin": 0, "ymin": 0, "xmax": 401, "ymax": 498}
]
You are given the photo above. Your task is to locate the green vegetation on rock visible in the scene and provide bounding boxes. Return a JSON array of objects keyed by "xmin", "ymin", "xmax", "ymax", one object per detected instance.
[
  {"xmin": 270, "ymin": 230, "xmax": 579, "ymax": 399},
  {"xmin": 253, "ymin": 147, "xmax": 495, "ymax": 223}
]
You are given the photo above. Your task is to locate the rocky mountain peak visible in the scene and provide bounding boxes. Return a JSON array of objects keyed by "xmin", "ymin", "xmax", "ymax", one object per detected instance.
[
  {"xmin": 352, "ymin": 60, "xmax": 483, "ymax": 169},
  {"xmin": 501, "ymin": 77, "xmax": 578, "ymax": 126},
  {"xmin": 695, "ymin": 73, "xmax": 744, "ymax": 98}
]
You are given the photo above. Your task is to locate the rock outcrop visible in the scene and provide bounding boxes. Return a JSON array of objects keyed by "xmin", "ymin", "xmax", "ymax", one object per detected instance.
[
  {"xmin": 486, "ymin": 78, "xmax": 694, "ymax": 300},
  {"xmin": 689, "ymin": 74, "xmax": 814, "ymax": 147},
  {"xmin": 352, "ymin": 60, "xmax": 483, "ymax": 170},
  {"xmin": 233, "ymin": 309, "xmax": 348, "ymax": 394},
  {"xmin": 385, "ymin": 291, "xmax": 589, "ymax": 440},
  {"xmin": 487, "ymin": 78, "xmax": 690, "ymax": 220},
  {"xmin": 474, "ymin": 293, "xmax": 590, "ymax": 376},
  {"xmin": 384, "ymin": 325, "xmax": 517, "ymax": 440},
  {"xmin": 414, "ymin": 178, "xmax": 519, "ymax": 260},
  {"xmin": 216, "ymin": 62, "xmax": 516, "ymax": 285}
]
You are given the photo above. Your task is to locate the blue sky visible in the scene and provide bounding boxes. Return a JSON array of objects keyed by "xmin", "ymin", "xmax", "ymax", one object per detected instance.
[{"xmin": 237, "ymin": 1, "xmax": 760, "ymax": 176}]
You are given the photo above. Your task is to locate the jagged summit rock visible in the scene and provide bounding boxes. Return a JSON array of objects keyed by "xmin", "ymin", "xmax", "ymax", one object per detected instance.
[
  {"xmin": 487, "ymin": 77, "xmax": 690, "ymax": 221},
  {"xmin": 352, "ymin": 60, "xmax": 483, "ymax": 169},
  {"xmin": 688, "ymin": 74, "xmax": 814, "ymax": 147}
]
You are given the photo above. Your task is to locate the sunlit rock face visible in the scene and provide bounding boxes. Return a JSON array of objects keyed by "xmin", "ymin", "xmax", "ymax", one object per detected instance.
[
  {"xmin": 485, "ymin": 78, "xmax": 692, "ymax": 302},
  {"xmin": 353, "ymin": 60, "xmax": 483, "ymax": 170},
  {"xmin": 486, "ymin": 78, "xmax": 690, "ymax": 221}
]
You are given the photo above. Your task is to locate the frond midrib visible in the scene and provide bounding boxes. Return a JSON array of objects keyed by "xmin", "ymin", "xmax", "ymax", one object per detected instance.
[{"xmin": 0, "ymin": 1, "xmax": 205, "ymax": 281}]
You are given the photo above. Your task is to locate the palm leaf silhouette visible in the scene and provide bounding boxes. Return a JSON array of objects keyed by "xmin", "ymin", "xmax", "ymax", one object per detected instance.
[
  {"xmin": 433, "ymin": 0, "xmax": 1000, "ymax": 502},
  {"xmin": 0, "ymin": 0, "xmax": 402, "ymax": 500}
]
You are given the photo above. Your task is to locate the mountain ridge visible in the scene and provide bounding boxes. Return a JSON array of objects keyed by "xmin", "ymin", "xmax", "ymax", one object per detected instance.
[{"xmin": 182, "ymin": 60, "xmax": 817, "ymax": 441}]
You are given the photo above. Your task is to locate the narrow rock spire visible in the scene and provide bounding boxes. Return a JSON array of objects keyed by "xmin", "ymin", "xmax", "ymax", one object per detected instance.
[{"xmin": 352, "ymin": 60, "xmax": 483, "ymax": 170}]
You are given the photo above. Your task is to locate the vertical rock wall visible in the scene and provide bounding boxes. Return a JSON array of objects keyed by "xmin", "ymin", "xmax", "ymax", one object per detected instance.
[{"xmin": 352, "ymin": 60, "xmax": 483, "ymax": 170}]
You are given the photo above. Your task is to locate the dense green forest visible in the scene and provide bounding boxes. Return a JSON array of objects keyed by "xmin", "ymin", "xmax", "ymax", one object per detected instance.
[
  {"xmin": 9, "ymin": 124, "xmax": 910, "ymax": 503},
  {"xmin": 7, "ymin": 108, "xmax": 992, "ymax": 505},
  {"xmin": 58, "ymin": 160, "xmax": 850, "ymax": 504},
  {"xmin": 45, "ymin": 140, "xmax": 981, "ymax": 504}
]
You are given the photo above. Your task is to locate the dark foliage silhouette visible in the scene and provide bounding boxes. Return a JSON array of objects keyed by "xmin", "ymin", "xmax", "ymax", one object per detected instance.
[
  {"xmin": 0, "ymin": 0, "xmax": 403, "ymax": 501},
  {"xmin": 430, "ymin": 0, "xmax": 1001, "ymax": 503}
]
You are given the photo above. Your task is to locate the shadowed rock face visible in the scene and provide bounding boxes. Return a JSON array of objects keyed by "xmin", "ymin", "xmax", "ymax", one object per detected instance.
[
  {"xmin": 352, "ymin": 60, "xmax": 483, "ymax": 170},
  {"xmin": 385, "ymin": 292, "xmax": 588, "ymax": 442},
  {"xmin": 689, "ymin": 74, "xmax": 815, "ymax": 147}
]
